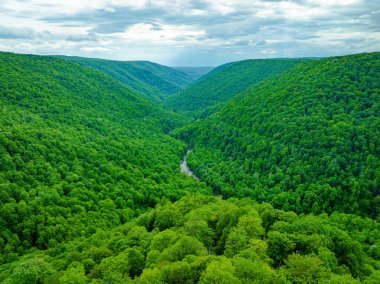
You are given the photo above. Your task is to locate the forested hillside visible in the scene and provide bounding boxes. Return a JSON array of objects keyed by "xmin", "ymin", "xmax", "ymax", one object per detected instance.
[
  {"xmin": 0, "ymin": 52, "xmax": 210, "ymax": 262},
  {"xmin": 1, "ymin": 195, "xmax": 379, "ymax": 283},
  {"xmin": 172, "ymin": 66, "xmax": 214, "ymax": 81},
  {"xmin": 175, "ymin": 52, "xmax": 380, "ymax": 218},
  {"xmin": 0, "ymin": 51, "xmax": 379, "ymax": 283},
  {"xmin": 58, "ymin": 56, "xmax": 193, "ymax": 102},
  {"xmin": 163, "ymin": 59, "xmax": 309, "ymax": 118}
]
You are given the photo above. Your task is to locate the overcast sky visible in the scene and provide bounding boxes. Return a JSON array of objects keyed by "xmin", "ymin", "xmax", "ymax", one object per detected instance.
[{"xmin": 0, "ymin": 0, "xmax": 379, "ymax": 66}]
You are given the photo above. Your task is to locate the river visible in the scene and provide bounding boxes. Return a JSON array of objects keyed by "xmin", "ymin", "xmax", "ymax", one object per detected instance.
[{"xmin": 180, "ymin": 149, "xmax": 199, "ymax": 181}]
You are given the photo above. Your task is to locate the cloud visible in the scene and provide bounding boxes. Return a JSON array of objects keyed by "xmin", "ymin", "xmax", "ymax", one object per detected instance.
[
  {"xmin": 65, "ymin": 32, "xmax": 98, "ymax": 42},
  {"xmin": 0, "ymin": 25, "xmax": 51, "ymax": 39},
  {"xmin": 0, "ymin": 0, "xmax": 379, "ymax": 65},
  {"xmin": 80, "ymin": 46, "xmax": 110, "ymax": 52}
]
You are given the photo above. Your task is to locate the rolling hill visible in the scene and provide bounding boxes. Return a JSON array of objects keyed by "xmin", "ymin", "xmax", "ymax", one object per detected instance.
[
  {"xmin": 175, "ymin": 52, "xmax": 380, "ymax": 218},
  {"xmin": 172, "ymin": 66, "xmax": 214, "ymax": 81},
  {"xmin": 163, "ymin": 58, "xmax": 310, "ymax": 118},
  {"xmin": 58, "ymin": 56, "xmax": 194, "ymax": 102},
  {"xmin": 0, "ymin": 51, "xmax": 210, "ymax": 259},
  {"xmin": 0, "ymin": 51, "xmax": 379, "ymax": 283}
]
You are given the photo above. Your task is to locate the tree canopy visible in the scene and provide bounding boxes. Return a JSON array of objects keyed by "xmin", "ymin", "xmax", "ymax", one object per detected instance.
[
  {"xmin": 1, "ymin": 195, "xmax": 378, "ymax": 283},
  {"xmin": 0, "ymin": 51, "xmax": 379, "ymax": 283},
  {"xmin": 175, "ymin": 52, "xmax": 380, "ymax": 218}
]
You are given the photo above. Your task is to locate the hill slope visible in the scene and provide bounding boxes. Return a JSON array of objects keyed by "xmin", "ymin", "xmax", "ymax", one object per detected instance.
[
  {"xmin": 163, "ymin": 58, "xmax": 309, "ymax": 118},
  {"xmin": 0, "ymin": 52, "xmax": 210, "ymax": 259},
  {"xmin": 172, "ymin": 66, "xmax": 214, "ymax": 81},
  {"xmin": 175, "ymin": 52, "xmax": 380, "ymax": 218},
  {"xmin": 58, "ymin": 56, "xmax": 194, "ymax": 102},
  {"xmin": 1, "ymin": 195, "xmax": 378, "ymax": 283},
  {"xmin": 0, "ymin": 51, "xmax": 379, "ymax": 283}
]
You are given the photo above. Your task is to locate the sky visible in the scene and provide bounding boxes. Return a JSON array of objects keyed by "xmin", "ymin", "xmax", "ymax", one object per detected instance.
[{"xmin": 0, "ymin": 0, "xmax": 379, "ymax": 66}]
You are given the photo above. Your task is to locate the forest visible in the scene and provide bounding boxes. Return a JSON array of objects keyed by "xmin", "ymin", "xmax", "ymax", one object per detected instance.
[
  {"xmin": 162, "ymin": 58, "xmax": 309, "ymax": 118},
  {"xmin": 1, "ymin": 195, "xmax": 379, "ymax": 283},
  {"xmin": 57, "ymin": 56, "xmax": 194, "ymax": 102},
  {"xmin": 0, "ymin": 51, "xmax": 379, "ymax": 283},
  {"xmin": 176, "ymin": 53, "xmax": 380, "ymax": 218}
]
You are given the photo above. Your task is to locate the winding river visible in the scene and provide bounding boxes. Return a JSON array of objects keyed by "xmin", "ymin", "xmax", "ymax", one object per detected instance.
[{"xmin": 180, "ymin": 149, "xmax": 199, "ymax": 181}]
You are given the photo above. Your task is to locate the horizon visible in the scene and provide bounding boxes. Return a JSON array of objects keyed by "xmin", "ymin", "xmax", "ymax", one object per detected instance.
[
  {"xmin": 4, "ymin": 49, "xmax": 379, "ymax": 68},
  {"xmin": 0, "ymin": 1, "xmax": 379, "ymax": 66}
]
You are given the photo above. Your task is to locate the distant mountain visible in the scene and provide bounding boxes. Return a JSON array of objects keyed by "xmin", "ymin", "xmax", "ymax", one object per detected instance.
[
  {"xmin": 163, "ymin": 58, "xmax": 309, "ymax": 118},
  {"xmin": 175, "ymin": 52, "xmax": 380, "ymax": 217},
  {"xmin": 172, "ymin": 66, "xmax": 214, "ymax": 81},
  {"xmin": 57, "ymin": 56, "xmax": 194, "ymax": 102}
]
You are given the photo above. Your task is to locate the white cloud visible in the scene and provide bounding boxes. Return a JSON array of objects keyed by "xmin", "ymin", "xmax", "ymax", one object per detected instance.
[
  {"xmin": 118, "ymin": 23, "xmax": 205, "ymax": 44},
  {"xmin": 0, "ymin": 0, "xmax": 378, "ymax": 65},
  {"xmin": 80, "ymin": 46, "xmax": 111, "ymax": 52},
  {"xmin": 307, "ymin": 0, "xmax": 361, "ymax": 6}
]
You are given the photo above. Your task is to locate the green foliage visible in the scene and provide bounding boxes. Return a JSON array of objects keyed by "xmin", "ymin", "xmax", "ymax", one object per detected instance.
[
  {"xmin": 59, "ymin": 262, "xmax": 87, "ymax": 284},
  {"xmin": 1, "ymin": 195, "xmax": 378, "ymax": 283},
  {"xmin": 199, "ymin": 256, "xmax": 241, "ymax": 284},
  {"xmin": 1, "ymin": 51, "xmax": 379, "ymax": 283},
  {"xmin": 163, "ymin": 58, "xmax": 309, "ymax": 118},
  {"xmin": 173, "ymin": 66, "xmax": 214, "ymax": 81},
  {"xmin": 2, "ymin": 258, "xmax": 56, "ymax": 284},
  {"xmin": 58, "ymin": 55, "xmax": 194, "ymax": 101},
  {"xmin": 284, "ymin": 253, "xmax": 327, "ymax": 283},
  {"xmin": 0, "ymin": 52, "xmax": 210, "ymax": 259},
  {"xmin": 232, "ymin": 257, "xmax": 278, "ymax": 283},
  {"xmin": 176, "ymin": 52, "xmax": 380, "ymax": 218}
]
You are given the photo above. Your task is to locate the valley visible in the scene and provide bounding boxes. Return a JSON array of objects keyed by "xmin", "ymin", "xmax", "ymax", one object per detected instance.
[{"xmin": 0, "ymin": 51, "xmax": 379, "ymax": 283}]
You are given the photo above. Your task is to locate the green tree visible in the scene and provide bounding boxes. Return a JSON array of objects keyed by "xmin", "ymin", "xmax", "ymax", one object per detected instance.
[
  {"xmin": 284, "ymin": 253, "xmax": 327, "ymax": 284},
  {"xmin": 199, "ymin": 257, "xmax": 241, "ymax": 284}
]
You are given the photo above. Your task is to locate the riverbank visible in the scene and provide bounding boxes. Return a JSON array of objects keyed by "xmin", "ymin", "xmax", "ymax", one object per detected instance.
[{"xmin": 180, "ymin": 149, "xmax": 199, "ymax": 181}]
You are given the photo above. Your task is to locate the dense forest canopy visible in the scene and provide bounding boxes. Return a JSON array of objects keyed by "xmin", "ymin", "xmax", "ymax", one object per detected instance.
[
  {"xmin": 163, "ymin": 58, "xmax": 310, "ymax": 118},
  {"xmin": 0, "ymin": 51, "xmax": 379, "ymax": 283},
  {"xmin": 172, "ymin": 66, "xmax": 214, "ymax": 81},
  {"xmin": 57, "ymin": 56, "xmax": 194, "ymax": 102},
  {"xmin": 0, "ymin": 52, "xmax": 210, "ymax": 261},
  {"xmin": 175, "ymin": 52, "xmax": 380, "ymax": 218},
  {"xmin": 1, "ymin": 195, "xmax": 379, "ymax": 283}
]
